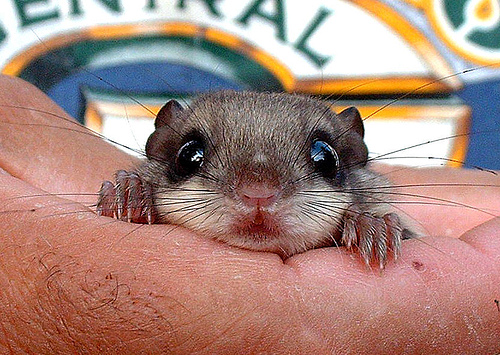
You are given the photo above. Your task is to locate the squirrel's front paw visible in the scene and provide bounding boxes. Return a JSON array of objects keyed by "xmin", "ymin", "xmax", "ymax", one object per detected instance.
[
  {"xmin": 342, "ymin": 208, "xmax": 408, "ymax": 269},
  {"xmin": 97, "ymin": 170, "xmax": 155, "ymax": 224}
]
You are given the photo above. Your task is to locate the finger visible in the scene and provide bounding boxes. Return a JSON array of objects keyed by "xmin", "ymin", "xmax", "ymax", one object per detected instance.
[
  {"xmin": 0, "ymin": 75, "xmax": 138, "ymax": 196},
  {"xmin": 372, "ymin": 164, "xmax": 500, "ymax": 237}
]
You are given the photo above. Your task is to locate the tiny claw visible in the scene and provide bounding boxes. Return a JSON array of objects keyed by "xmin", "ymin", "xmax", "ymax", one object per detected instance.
[
  {"xmin": 342, "ymin": 217, "xmax": 357, "ymax": 249},
  {"xmin": 125, "ymin": 173, "xmax": 144, "ymax": 222},
  {"xmin": 97, "ymin": 180, "xmax": 116, "ymax": 218},
  {"xmin": 383, "ymin": 213, "xmax": 403, "ymax": 261},
  {"xmin": 116, "ymin": 201, "xmax": 123, "ymax": 220},
  {"xmin": 356, "ymin": 213, "xmax": 375, "ymax": 266},
  {"xmin": 372, "ymin": 218, "xmax": 388, "ymax": 268},
  {"xmin": 114, "ymin": 170, "xmax": 130, "ymax": 221},
  {"xmin": 143, "ymin": 183, "xmax": 154, "ymax": 225}
]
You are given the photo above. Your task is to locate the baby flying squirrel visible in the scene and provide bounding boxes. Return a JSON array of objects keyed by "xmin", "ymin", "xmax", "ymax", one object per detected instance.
[{"xmin": 97, "ymin": 90, "xmax": 417, "ymax": 268}]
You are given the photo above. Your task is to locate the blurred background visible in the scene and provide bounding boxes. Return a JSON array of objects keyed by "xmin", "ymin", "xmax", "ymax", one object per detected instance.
[{"xmin": 0, "ymin": 0, "xmax": 499, "ymax": 169}]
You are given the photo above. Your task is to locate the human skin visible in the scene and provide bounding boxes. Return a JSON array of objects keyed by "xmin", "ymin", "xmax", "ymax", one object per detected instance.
[{"xmin": 0, "ymin": 74, "xmax": 499, "ymax": 353}]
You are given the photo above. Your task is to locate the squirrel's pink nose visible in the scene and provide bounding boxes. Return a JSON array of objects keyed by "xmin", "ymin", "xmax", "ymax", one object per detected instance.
[{"xmin": 239, "ymin": 185, "xmax": 279, "ymax": 208}]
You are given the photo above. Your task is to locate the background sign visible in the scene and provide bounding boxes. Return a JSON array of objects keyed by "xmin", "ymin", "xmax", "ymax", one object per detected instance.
[{"xmin": 0, "ymin": 0, "xmax": 498, "ymax": 169}]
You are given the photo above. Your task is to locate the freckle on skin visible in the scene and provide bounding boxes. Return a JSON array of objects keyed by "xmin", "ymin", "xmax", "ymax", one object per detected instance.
[{"xmin": 412, "ymin": 260, "xmax": 425, "ymax": 271}]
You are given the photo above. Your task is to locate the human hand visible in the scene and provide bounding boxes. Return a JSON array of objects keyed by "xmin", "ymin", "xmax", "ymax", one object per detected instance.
[{"xmin": 0, "ymin": 75, "xmax": 499, "ymax": 353}]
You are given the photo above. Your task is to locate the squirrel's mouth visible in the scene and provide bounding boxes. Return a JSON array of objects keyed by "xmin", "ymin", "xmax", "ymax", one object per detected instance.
[{"xmin": 233, "ymin": 210, "xmax": 282, "ymax": 239}]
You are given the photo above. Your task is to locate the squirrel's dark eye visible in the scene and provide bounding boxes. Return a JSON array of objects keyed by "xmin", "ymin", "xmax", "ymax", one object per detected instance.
[
  {"xmin": 310, "ymin": 140, "xmax": 339, "ymax": 179},
  {"xmin": 176, "ymin": 140, "xmax": 205, "ymax": 176}
]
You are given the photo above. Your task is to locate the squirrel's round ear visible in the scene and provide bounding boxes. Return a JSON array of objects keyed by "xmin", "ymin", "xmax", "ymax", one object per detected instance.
[
  {"xmin": 338, "ymin": 107, "xmax": 364, "ymax": 138},
  {"xmin": 155, "ymin": 100, "xmax": 183, "ymax": 129}
]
